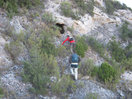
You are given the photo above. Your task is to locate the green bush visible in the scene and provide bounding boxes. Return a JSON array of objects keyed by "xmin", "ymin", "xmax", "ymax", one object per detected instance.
[
  {"xmin": 112, "ymin": 1, "xmax": 128, "ymax": 9},
  {"xmin": 125, "ymin": 44, "xmax": 132, "ymax": 58},
  {"xmin": 51, "ymin": 75, "xmax": 76, "ymax": 95},
  {"xmin": 104, "ymin": 0, "xmax": 115, "ymax": 14},
  {"xmin": 74, "ymin": 0, "xmax": 94, "ymax": 16},
  {"xmin": 79, "ymin": 59, "xmax": 95, "ymax": 76},
  {"xmin": 86, "ymin": 37, "xmax": 105, "ymax": 57},
  {"xmin": 39, "ymin": 29, "xmax": 59, "ymax": 56},
  {"xmin": 0, "ymin": 0, "xmax": 18, "ymax": 13},
  {"xmin": 41, "ymin": 37, "xmax": 57, "ymax": 56},
  {"xmin": 75, "ymin": 36, "xmax": 88, "ymax": 57},
  {"xmin": 98, "ymin": 62, "xmax": 116, "ymax": 83},
  {"xmin": 5, "ymin": 40, "xmax": 22, "ymax": 62},
  {"xmin": 60, "ymin": 1, "xmax": 80, "ymax": 20},
  {"xmin": 56, "ymin": 46, "xmax": 70, "ymax": 58},
  {"xmin": 108, "ymin": 41, "xmax": 126, "ymax": 62},
  {"xmin": 84, "ymin": 93, "xmax": 99, "ymax": 99},
  {"xmin": 104, "ymin": 0, "xmax": 130, "ymax": 14},
  {"xmin": 18, "ymin": 0, "xmax": 40, "ymax": 8},
  {"xmin": 120, "ymin": 22, "xmax": 132, "ymax": 40},
  {"xmin": 0, "ymin": 87, "xmax": 4, "ymax": 98},
  {"xmin": 22, "ymin": 48, "xmax": 59, "ymax": 94},
  {"xmin": 0, "ymin": 0, "xmax": 40, "ymax": 17},
  {"xmin": 91, "ymin": 67, "xmax": 99, "ymax": 77},
  {"xmin": 42, "ymin": 12, "xmax": 56, "ymax": 25},
  {"xmin": 121, "ymin": 58, "xmax": 132, "ymax": 71}
]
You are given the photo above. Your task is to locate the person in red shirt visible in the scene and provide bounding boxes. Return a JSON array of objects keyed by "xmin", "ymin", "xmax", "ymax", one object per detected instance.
[
  {"xmin": 62, "ymin": 35, "xmax": 75, "ymax": 45},
  {"xmin": 62, "ymin": 35, "xmax": 76, "ymax": 52}
]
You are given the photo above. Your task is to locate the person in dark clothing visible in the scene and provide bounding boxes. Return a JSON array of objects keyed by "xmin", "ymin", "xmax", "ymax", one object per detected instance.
[{"xmin": 69, "ymin": 53, "xmax": 81, "ymax": 80}]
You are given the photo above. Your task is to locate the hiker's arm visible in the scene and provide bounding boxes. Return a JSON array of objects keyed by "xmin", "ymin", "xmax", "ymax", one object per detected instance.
[{"xmin": 62, "ymin": 37, "xmax": 69, "ymax": 45}]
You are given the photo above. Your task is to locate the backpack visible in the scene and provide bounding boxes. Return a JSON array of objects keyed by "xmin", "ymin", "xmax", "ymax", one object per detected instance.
[
  {"xmin": 69, "ymin": 38, "xmax": 73, "ymax": 41},
  {"xmin": 72, "ymin": 54, "xmax": 79, "ymax": 63}
]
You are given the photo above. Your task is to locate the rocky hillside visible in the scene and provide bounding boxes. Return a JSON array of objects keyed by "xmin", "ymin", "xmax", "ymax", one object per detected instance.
[{"xmin": 0, "ymin": 0, "xmax": 132, "ymax": 99}]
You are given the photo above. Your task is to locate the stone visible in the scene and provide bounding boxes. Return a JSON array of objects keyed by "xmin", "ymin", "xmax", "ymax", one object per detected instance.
[
  {"xmin": 69, "ymin": 80, "xmax": 117, "ymax": 99},
  {"xmin": 10, "ymin": 17, "xmax": 25, "ymax": 34},
  {"xmin": 0, "ymin": 35, "xmax": 12, "ymax": 70}
]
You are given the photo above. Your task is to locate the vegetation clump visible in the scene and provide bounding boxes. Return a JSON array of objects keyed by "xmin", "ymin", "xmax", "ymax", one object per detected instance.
[
  {"xmin": 75, "ymin": 36, "xmax": 88, "ymax": 57},
  {"xmin": 108, "ymin": 41, "xmax": 126, "ymax": 62},
  {"xmin": 0, "ymin": 0, "xmax": 40, "ymax": 17},
  {"xmin": 104, "ymin": 0, "xmax": 129, "ymax": 14},
  {"xmin": 86, "ymin": 37, "xmax": 105, "ymax": 57},
  {"xmin": 79, "ymin": 59, "xmax": 95, "ymax": 76},
  {"xmin": 98, "ymin": 62, "xmax": 116, "ymax": 83},
  {"xmin": 120, "ymin": 22, "xmax": 132, "ymax": 41},
  {"xmin": 60, "ymin": 1, "xmax": 80, "ymax": 20},
  {"xmin": 0, "ymin": 87, "xmax": 4, "ymax": 98},
  {"xmin": 21, "ymin": 25, "xmax": 76, "ymax": 95},
  {"xmin": 74, "ymin": 0, "xmax": 94, "ymax": 16}
]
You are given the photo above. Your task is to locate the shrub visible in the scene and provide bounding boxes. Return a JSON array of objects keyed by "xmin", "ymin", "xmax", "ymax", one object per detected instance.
[
  {"xmin": 0, "ymin": 0, "xmax": 41, "ymax": 17},
  {"xmin": 0, "ymin": 87, "xmax": 4, "ymax": 98},
  {"xmin": 51, "ymin": 75, "xmax": 76, "ymax": 95},
  {"xmin": 91, "ymin": 67, "xmax": 99, "ymax": 77},
  {"xmin": 0, "ymin": 0, "xmax": 18, "ymax": 13},
  {"xmin": 74, "ymin": 0, "xmax": 94, "ymax": 16},
  {"xmin": 39, "ymin": 29, "xmax": 59, "ymax": 56},
  {"xmin": 120, "ymin": 22, "xmax": 132, "ymax": 40},
  {"xmin": 104, "ymin": 0, "xmax": 130, "ymax": 14},
  {"xmin": 42, "ymin": 12, "xmax": 56, "ymax": 25},
  {"xmin": 22, "ymin": 48, "xmax": 59, "ymax": 94},
  {"xmin": 108, "ymin": 41, "xmax": 126, "ymax": 62},
  {"xmin": 104, "ymin": 0, "xmax": 115, "ymax": 14},
  {"xmin": 5, "ymin": 40, "xmax": 22, "ymax": 62},
  {"xmin": 75, "ymin": 36, "xmax": 88, "ymax": 57},
  {"xmin": 79, "ymin": 59, "xmax": 95, "ymax": 76},
  {"xmin": 18, "ymin": 0, "xmax": 40, "ymax": 8},
  {"xmin": 112, "ymin": 1, "xmax": 128, "ymax": 10},
  {"xmin": 86, "ymin": 37, "xmax": 105, "ymax": 57},
  {"xmin": 121, "ymin": 58, "xmax": 132, "ymax": 71},
  {"xmin": 56, "ymin": 46, "xmax": 70, "ymax": 58},
  {"xmin": 40, "ymin": 37, "xmax": 57, "ymax": 56},
  {"xmin": 125, "ymin": 44, "xmax": 132, "ymax": 58},
  {"xmin": 60, "ymin": 1, "xmax": 80, "ymax": 20},
  {"xmin": 84, "ymin": 93, "xmax": 99, "ymax": 99},
  {"xmin": 98, "ymin": 62, "xmax": 116, "ymax": 83}
]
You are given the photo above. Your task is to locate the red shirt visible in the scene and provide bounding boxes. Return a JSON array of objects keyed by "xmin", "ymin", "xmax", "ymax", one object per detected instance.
[{"xmin": 62, "ymin": 37, "xmax": 75, "ymax": 45}]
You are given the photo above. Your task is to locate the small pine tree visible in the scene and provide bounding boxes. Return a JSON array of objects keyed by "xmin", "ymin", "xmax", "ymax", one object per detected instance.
[{"xmin": 98, "ymin": 62, "xmax": 116, "ymax": 83}]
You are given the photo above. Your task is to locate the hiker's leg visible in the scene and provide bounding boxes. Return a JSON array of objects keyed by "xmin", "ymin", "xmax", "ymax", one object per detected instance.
[
  {"xmin": 70, "ymin": 67, "xmax": 74, "ymax": 75},
  {"xmin": 71, "ymin": 43, "xmax": 76, "ymax": 53},
  {"xmin": 70, "ymin": 43, "xmax": 73, "ymax": 53},
  {"xmin": 73, "ymin": 43, "xmax": 76, "ymax": 50},
  {"xmin": 75, "ymin": 68, "xmax": 78, "ymax": 80}
]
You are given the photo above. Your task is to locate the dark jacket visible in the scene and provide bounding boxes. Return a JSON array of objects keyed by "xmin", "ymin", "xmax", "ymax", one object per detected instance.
[{"xmin": 69, "ymin": 53, "xmax": 81, "ymax": 63}]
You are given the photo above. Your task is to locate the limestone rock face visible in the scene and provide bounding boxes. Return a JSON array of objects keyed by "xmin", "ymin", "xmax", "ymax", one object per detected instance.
[
  {"xmin": 95, "ymin": 0, "xmax": 105, "ymax": 7},
  {"xmin": 93, "ymin": 7, "xmax": 122, "ymax": 25},
  {"xmin": 69, "ymin": 80, "xmax": 117, "ymax": 99},
  {"xmin": 115, "ymin": 10, "xmax": 132, "ymax": 24},
  {"xmin": 117, "ymin": 71, "xmax": 132, "ymax": 98},
  {"xmin": 10, "ymin": 16, "xmax": 30, "ymax": 34},
  {"xmin": 10, "ymin": 17, "xmax": 25, "ymax": 34},
  {"xmin": 0, "ymin": 35, "xmax": 12, "ymax": 70}
]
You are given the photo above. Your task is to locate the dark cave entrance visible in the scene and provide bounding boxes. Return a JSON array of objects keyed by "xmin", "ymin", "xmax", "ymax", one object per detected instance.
[{"xmin": 56, "ymin": 23, "xmax": 65, "ymax": 34}]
